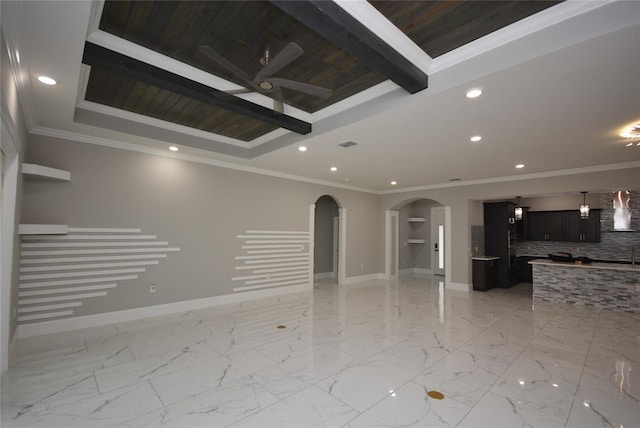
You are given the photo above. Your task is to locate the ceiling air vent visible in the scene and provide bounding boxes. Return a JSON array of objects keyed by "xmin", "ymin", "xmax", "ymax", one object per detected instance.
[{"xmin": 338, "ymin": 141, "xmax": 358, "ymax": 148}]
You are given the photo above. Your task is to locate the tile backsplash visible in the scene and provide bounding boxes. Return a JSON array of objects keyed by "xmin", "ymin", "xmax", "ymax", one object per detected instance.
[
  {"xmin": 517, "ymin": 231, "xmax": 639, "ymax": 261},
  {"xmin": 471, "ymin": 225, "xmax": 484, "ymax": 257}
]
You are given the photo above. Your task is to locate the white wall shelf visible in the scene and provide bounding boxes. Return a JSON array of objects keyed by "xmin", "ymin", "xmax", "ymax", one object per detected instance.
[
  {"xmin": 22, "ymin": 163, "xmax": 70, "ymax": 181},
  {"xmin": 19, "ymin": 224, "xmax": 69, "ymax": 235},
  {"xmin": 407, "ymin": 239, "xmax": 425, "ymax": 244},
  {"xmin": 407, "ymin": 217, "xmax": 425, "ymax": 223}
]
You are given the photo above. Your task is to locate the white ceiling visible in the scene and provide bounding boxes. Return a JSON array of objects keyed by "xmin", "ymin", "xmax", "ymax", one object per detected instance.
[{"xmin": 2, "ymin": 0, "xmax": 639, "ymax": 193}]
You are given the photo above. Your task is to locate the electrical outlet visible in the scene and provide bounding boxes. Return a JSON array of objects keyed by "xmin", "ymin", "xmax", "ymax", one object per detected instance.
[{"xmin": 149, "ymin": 283, "xmax": 156, "ymax": 293}]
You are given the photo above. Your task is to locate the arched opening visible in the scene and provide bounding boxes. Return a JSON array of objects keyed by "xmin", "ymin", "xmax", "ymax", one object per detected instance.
[
  {"xmin": 313, "ymin": 195, "xmax": 341, "ymax": 285},
  {"xmin": 386, "ymin": 198, "xmax": 449, "ymax": 282}
]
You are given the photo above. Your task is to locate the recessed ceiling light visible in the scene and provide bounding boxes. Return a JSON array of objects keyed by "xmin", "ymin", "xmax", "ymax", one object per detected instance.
[
  {"xmin": 390, "ymin": 181, "xmax": 397, "ymax": 185},
  {"xmin": 470, "ymin": 135, "xmax": 482, "ymax": 142},
  {"xmin": 330, "ymin": 166, "xmax": 337, "ymax": 172},
  {"xmin": 169, "ymin": 146, "xmax": 179, "ymax": 152},
  {"xmin": 515, "ymin": 164, "xmax": 525, "ymax": 169},
  {"xmin": 37, "ymin": 75, "xmax": 57, "ymax": 85},
  {"xmin": 298, "ymin": 146, "xmax": 307, "ymax": 152},
  {"xmin": 619, "ymin": 123, "xmax": 640, "ymax": 139},
  {"xmin": 466, "ymin": 88, "xmax": 482, "ymax": 98}
]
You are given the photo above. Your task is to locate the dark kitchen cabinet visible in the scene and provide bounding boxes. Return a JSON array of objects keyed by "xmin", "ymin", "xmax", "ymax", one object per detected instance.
[
  {"xmin": 472, "ymin": 258, "xmax": 498, "ymax": 291},
  {"xmin": 484, "ymin": 202, "xmax": 518, "ymax": 288},
  {"xmin": 525, "ymin": 209, "xmax": 601, "ymax": 242},
  {"xmin": 526, "ymin": 211, "xmax": 564, "ymax": 241},
  {"xmin": 565, "ymin": 210, "xmax": 601, "ymax": 242},
  {"xmin": 517, "ymin": 256, "xmax": 534, "ymax": 283}
]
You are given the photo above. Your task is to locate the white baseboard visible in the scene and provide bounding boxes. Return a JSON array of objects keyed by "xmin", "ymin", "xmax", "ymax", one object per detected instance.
[
  {"xmin": 6, "ymin": 330, "xmax": 18, "ymax": 371},
  {"xmin": 314, "ymin": 272, "xmax": 335, "ymax": 280},
  {"xmin": 341, "ymin": 273, "xmax": 381, "ymax": 285},
  {"xmin": 399, "ymin": 268, "xmax": 433, "ymax": 278},
  {"xmin": 16, "ymin": 283, "xmax": 310, "ymax": 338},
  {"xmin": 446, "ymin": 281, "xmax": 470, "ymax": 292}
]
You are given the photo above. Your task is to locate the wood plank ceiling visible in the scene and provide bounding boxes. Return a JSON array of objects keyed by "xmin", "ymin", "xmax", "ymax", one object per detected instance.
[{"xmin": 84, "ymin": 0, "xmax": 561, "ymax": 142}]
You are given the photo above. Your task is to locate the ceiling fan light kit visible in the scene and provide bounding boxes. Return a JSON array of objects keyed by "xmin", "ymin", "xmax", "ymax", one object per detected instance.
[{"xmin": 199, "ymin": 42, "xmax": 332, "ymax": 114}]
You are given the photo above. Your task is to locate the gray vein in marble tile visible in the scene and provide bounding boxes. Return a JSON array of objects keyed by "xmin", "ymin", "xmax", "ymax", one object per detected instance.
[
  {"xmin": 11, "ymin": 374, "xmax": 95, "ymax": 419},
  {"xmin": 327, "ymin": 379, "xmax": 338, "ymax": 395},
  {"xmin": 139, "ymin": 347, "xmax": 190, "ymax": 379},
  {"xmin": 65, "ymin": 344, "xmax": 88, "ymax": 357},
  {"xmin": 623, "ymin": 389, "xmax": 639, "ymax": 403},
  {"xmin": 218, "ymin": 363, "xmax": 231, "ymax": 386},
  {"xmin": 588, "ymin": 403, "xmax": 616, "ymax": 428},
  {"xmin": 90, "ymin": 388, "xmax": 130, "ymax": 416},
  {"xmin": 107, "ymin": 347, "xmax": 129, "ymax": 361},
  {"xmin": 188, "ymin": 405, "xmax": 219, "ymax": 415},
  {"xmin": 432, "ymin": 332, "xmax": 443, "ymax": 349}
]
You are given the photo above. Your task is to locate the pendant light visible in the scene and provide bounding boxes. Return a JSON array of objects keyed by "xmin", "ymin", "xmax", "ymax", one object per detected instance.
[
  {"xmin": 515, "ymin": 196, "xmax": 523, "ymax": 221},
  {"xmin": 579, "ymin": 191, "xmax": 590, "ymax": 219}
]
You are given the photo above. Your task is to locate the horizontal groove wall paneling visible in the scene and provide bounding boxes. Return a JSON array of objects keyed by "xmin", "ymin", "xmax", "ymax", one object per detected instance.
[
  {"xmin": 17, "ymin": 227, "xmax": 181, "ymax": 324},
  {"xmin": 233, "ymin": 229, "xmax": 310, "ymax": 292}
]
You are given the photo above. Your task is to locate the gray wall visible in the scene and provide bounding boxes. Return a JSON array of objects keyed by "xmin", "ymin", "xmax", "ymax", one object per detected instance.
[
  {"xmin": 314, "ymin": 195, "xmax": 338, "ymax": 274},
  {"xmin": 22, "ymin": 135, "xmax": 381, "ymax": 319},
  {"xmin": 1, "ymin": 28, "xmax": 27, "ymax": 358},
  {"xmin": 379, "ymin": 167, "xmax": 640, "ymax": 286}
]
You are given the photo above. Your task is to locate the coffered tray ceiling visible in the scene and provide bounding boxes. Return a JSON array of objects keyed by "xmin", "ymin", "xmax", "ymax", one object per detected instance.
[
  {"xmin": 4, "ymin": 0, "xmax": 638, "ymax": 190},
  {"xmin": 83, "ymin": 0, "xmax": 558, "ymax": 142}
]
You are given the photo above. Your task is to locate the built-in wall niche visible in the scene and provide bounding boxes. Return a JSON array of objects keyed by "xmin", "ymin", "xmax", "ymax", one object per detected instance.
[
  {"xmin": 397, "ymin": 200, "xmax": 433, "ymax": 274},
  {"xmin": 22, "ymin": 163, "xmax": 70, "ymax": 181},
  {"xmin": 407, "ymin": 217, "xmax": 426, "ymax": 244},
  {"xmin": 20, "ymin": 163, "xmax": 71, "ymax": 235}
]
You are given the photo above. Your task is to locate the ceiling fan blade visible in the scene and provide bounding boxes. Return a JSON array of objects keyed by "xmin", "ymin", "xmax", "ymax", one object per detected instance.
[
  {"xmin": 254, "ymin": 42, "xmax": 303, "ymax": 83},
  {"xmin": 198, "ymin": 45, "xmax": 254, "ymax": 87},
  {"xmin": 225, "ymin": 88, "xmax": 254, "ymax": 95},
  {"xmin": 266, "ymin": 78, "xmax": 332, "ymax": 99},
  {"xmin": 272, "ymin": 85, "xmax": 284, "ymax": 114}
]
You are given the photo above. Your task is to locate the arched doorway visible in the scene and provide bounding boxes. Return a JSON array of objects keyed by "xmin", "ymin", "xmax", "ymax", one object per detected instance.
[
  {"xmin": 385, "ymin": 198, "xmax": 449, "ymax": 281},
  {"xmin": 313, "ymin": 195, "xmax": 340, "ymax": 284}
]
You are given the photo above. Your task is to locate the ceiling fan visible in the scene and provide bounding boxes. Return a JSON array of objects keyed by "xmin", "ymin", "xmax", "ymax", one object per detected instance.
[{"xmin": 198, "ymin": 42, "xmax": 332, "ymax": 114}]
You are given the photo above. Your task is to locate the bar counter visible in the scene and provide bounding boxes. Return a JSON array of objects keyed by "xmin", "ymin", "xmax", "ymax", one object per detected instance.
[{"xmin": 529, "ymin": 259, "xmax": 640, "ymax": 313}]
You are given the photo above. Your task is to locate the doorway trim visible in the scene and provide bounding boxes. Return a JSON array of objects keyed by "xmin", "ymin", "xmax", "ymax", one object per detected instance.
[
  {"xmin": 384, "ymin": 210, "xmax": 399, "ymax": 280},
  {"xmin": 431, "ymin": 207, "xmax": 446, "ymax": 276},
  {"xmin": 337, "ymin": 208, "xmax": 346, "ymax": 285},
  {"xmin": 309, "ymin": 203, "xmax": 346, "ymax": 286},
  {"xmin": 385, "ymin": 204, "xmax": 453, "ymax": 288},
  {"xmin": 1, "ymin": 116, "xmax": 21, "ymax": 372}
]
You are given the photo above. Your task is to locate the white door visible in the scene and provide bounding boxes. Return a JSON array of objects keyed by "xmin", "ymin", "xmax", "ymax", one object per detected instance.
[{"xmin": 431, "ymin": 207, "xmax": 445, "ymax": 276}]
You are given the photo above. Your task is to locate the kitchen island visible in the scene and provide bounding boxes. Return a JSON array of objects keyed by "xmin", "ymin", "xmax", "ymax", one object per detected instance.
[{"xmin": 529, "ymin": 259, "xmax": 640, "ymax": 313}]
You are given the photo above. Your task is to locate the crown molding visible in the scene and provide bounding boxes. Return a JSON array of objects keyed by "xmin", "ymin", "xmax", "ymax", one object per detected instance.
[
  {"xmin": 29, "ymin": 126, "xmax": 378, "ymax": 194},
  {"xmin": 379, "ymin": 162, "xmax": 640, "ymax": 195}
]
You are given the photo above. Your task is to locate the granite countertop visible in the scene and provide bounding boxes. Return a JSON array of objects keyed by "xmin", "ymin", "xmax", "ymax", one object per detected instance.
[
  {"xmin": 529, "ymin": 259, "xmax": 639, "ymax": 273},
  {"xmin": 472, "ymin": 256, "xmax": 500, "ymax": 261}
]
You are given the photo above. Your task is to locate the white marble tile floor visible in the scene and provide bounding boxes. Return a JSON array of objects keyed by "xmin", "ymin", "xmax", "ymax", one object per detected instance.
[{"xmin": 2, "ymin": 277, "xmax": 638, "ymax": 427}]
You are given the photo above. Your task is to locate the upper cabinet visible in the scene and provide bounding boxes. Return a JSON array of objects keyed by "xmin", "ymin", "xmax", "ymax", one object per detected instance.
[
  {"xmin": 527, "ymin": 211, "xmax": 564, "ymax": 241},
  {"xmin": 525, "ymin": 210, "xmax": 600, "ymax": 242},
  {"xmin": 564, "ymin": 210, "xmax": 601, "ymax": 242}
]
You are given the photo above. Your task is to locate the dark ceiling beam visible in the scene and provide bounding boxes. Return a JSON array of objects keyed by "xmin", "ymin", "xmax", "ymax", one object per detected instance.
[
  {"xmin": 81, "ymin": 42, "xmax": 312, "ymax": 135},
  {"xmin": 270, "ymin": 0, "xmax": 428, "ymax": 94}
]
